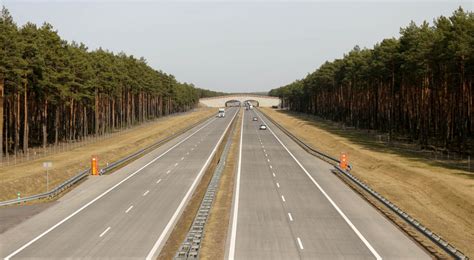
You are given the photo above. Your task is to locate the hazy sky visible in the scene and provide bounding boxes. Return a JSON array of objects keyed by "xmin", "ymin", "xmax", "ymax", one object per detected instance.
[{"xmin": 2, "ymin": 1, "xmax": 472, "ymax": 93}]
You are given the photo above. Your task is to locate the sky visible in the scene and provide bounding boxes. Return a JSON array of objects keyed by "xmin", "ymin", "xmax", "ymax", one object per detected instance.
[{"xmin": 2, "ymin": 1, "xmax": 472, "ymax": 93}]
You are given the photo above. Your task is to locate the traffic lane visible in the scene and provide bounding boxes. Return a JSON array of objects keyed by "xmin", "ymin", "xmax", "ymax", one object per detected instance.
[
  {"xmin": 256, "ymin": 109, "xmax": 430, "ymax": 259},
  {"xmin": 251, "ymin": 111, "xmax": 375, "ymax": 259},
  {"xmin": 234, "ymin": 110, "xmax": 300, "ymax": 260},
  {"xmin": 7, "ymin": 108, "xmax": 238, "ymax": 259},
  {"xmin": 0, "ymin": 113, "xmax": 216, "ymax": 258}
]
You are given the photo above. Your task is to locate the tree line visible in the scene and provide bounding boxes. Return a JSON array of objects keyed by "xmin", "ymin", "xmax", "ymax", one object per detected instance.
[
  {"xmin": 269, "ymin": 8, "xmax": 473, "ymax": 153},
  {"xmin": 0, "ymin": 7, "xmax": 219, "ymax": 157}
]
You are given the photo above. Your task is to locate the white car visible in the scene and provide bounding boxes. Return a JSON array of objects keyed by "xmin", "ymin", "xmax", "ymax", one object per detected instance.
[
  {"xmin": 253, "ymin": 117, "xmax": 258, "ymax": 121},
  {"xmin": 259, "ymin": 124, "xmax": 267, "ymax": 130}
]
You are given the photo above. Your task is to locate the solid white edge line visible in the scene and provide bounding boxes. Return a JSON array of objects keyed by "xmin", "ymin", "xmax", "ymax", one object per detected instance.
[
  {"xmin": 125, "ymin": 205, "xmax": 134, "ymax": 213},
  {"xmin": 145, "ymin": 108, "xmax": 239, "ymax": 260},
  {"xmin": 229, "ymin": 108, "xmax": 244, "ymax": 260},
  {"xmin": 99, "ymin": 227, "xmax": 111, "ymax": 238},
  {"xmin": 288, "ymin": 212, "xmax": 293, "ymax": 221},
  {"xmin": 297, "ymin": 237, "xmax": 304, "ymax": 250},
  {"xmin": 5, "ymin": 116, "xmax": 217, "ymax": 260},
  {"xmin": 255, "ymin": 110, "xmax": 382, "ymax": 260}
]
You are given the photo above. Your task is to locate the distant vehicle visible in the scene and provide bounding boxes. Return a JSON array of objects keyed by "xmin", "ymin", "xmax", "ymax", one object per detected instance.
[
  {"xmin": 249, "ymin": 104, "xmax": 253, "ymax": 110},
  {"xmin": 218, "ymin": 108, "xmax": 225, "ymax": 118},
  {"xmin": 253, "ymin": 117, "xmax": 258, "ymax": 121},
  {"xmin": 259, "ymin": 124, "xmax": 267, "ymax": 130}
]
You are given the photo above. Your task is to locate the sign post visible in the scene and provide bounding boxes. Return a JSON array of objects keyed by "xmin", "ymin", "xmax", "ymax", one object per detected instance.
[
  {"xmin": 43, "ymin": 162, "xmax": 52, "ymax": 192},
  {"xmin": 91, "ymin": 156, "xmax": 99, "ymax": 175}
]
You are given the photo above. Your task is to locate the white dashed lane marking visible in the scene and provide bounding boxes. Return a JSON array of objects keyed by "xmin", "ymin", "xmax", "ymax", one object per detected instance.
[
  {"xmin": 288, "ymin": 213, "xmax": 293, "ymax": 221},
  {"xmin": 143, "ymin": 190, "xmax": 150, "ymax": 196},
  {"xmin": 166, "ymin": 170, "xmax": 171, "ymax": 174},
  {"xmin": 272, "ymin": 172, "xmax": 276, "ymax": 177},
  {"xmin": 181, "ymin": 157, "xmax": 184, "ymax": 160},
  {"xmin": 174, "ymin": 163, "xmax": 178, "ymax": 167},
  {"xmin": 297, "ymin": 237, "xmax": 304, "ymax": 250},
  {"xmin": 99, "ymin": 227, "xmax": 111, "ymax": 237},
  {"xmin": 125, "ymin": 205, "xmax": 134, "ymax": 213},
  {"xmin": 156, "ymin": 179, "xmax": 162, "ymax": 184},
  {"xmin": 281, "ymin": 195, "xmax": 286, "ymax": 202},
  {"xmin": 269, "ymin": 165, "xmax": 272, "ymax": 169},
  {"xmin": 276, "ymin": 182, "xmax": 280, "ymax": 188}
]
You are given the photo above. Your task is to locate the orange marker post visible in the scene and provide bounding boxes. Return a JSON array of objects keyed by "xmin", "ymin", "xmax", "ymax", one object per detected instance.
[
  {"xmin": 91, "ymin": 155, "xmax": 99, "ymax": 175},
  {"xmin": 340, "ymin": 153, "xmax": 348, "ymax": 170}
]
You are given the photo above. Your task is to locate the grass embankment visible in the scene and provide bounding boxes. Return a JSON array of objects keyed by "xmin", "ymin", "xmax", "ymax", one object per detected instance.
[
  {"xmin": 200, "ymin": 110, "xmax": 241, "ymax": 259},
  {"xmin": 157, "ymin": 109, "xmax": 239, "ymax": 260},
  {"xmin": 261, "ymin": 108, "xmax": 474, "ymax": 258},
  {"xmin": 0, "ymin": 109, "xmax": 215, "ymax": 202}
]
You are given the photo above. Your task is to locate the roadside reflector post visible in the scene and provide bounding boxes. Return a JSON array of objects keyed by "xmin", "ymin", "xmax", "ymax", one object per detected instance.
[
  {"xmin": 340, "ymin": 152, "xmax": 348, "ymax": 170},
  {"xmin": 17, "ymin": 192, "xmax": 20, "ymax": 204},
  {"xmin": 91, "ymin": 155, "xmax": 99, "ymax": 175}
]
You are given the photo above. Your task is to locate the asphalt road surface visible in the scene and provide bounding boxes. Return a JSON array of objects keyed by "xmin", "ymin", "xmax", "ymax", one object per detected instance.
[
  {"xmin": 228, "ymin": 109, "xmax": 430, "ymax": 260},
  {"xmin": 0, "ymin": 107, "xmax": 238, "ymax": 259}
]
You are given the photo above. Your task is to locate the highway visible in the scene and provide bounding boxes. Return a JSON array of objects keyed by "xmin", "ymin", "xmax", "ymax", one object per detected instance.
[
  {"xmin": 228, "ymin": 109, "xmax": 430, "ymax": 260},
  {"xmin": 0, "ymin": 107, "xmax": 238, "ymax": 259}
]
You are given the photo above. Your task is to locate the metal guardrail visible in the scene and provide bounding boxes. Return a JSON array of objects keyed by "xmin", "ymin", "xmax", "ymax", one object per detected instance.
[
  {"xmin": 0, "ymin": 114, "xmax": 215, "ymax": 207},
  {"xmin": 0, "ymin": 168, "xmax": 90, "ymax": 207},
  {"xmin": 258, "ymin": 109, "xmax": 468, "ymax": 260}
]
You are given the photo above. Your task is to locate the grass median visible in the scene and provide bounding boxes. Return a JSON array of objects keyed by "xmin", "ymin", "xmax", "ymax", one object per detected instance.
[
  {"xmin": 0, "ymin": 108, "xmax": 215, "ymax": 202},
  {"xmin": 261, "ymin": 107, "xmax": 474, "ymax": 258}
]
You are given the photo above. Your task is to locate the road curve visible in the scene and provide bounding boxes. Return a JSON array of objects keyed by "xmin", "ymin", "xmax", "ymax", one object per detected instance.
[
  {"xmin": 0, "ymin": 108, "xmax": 238, "ymax": 259},
  {"xmin": 228, "ymin": 109, "xmax": 430, "ymax": 260}
]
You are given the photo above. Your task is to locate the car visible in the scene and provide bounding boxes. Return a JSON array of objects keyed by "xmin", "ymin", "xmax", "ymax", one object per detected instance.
[
  {"xmin": 253, "ymin": 117, "xmax": 258, "ymax": 121},
  {"xmin": 259, "ymin": 124, "xmax": 267, "ymax": 130}
]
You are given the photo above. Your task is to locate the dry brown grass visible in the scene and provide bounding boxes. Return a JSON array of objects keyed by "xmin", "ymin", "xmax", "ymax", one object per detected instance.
[
  {"xmin": 157, "ymin": 110, "xmax": 237, "ymax": 260},
  {"xmin": 0, "ymin": 109, "xmax": 215, "ymax": 202},
  {"xmin": 261, "ymin": 108, "xmax": 474, "ymax": 258},
  {"xmin": 199, "ymin": 109, "xmax": 241, "ymax": 260}
]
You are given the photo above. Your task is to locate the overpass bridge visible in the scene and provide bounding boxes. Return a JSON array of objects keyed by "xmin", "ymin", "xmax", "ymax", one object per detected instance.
[{"xmin": 199, "ymin": 94, "xmax": 281, "ymax": 107}]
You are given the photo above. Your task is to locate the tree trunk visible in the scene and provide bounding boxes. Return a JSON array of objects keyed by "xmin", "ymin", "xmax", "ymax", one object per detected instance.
[
  {"xmin": 55, "ymin": 106, "xmax": 59, "ymax": 145},
  {"xmin": 43, "ymin": 100, "xmax": 48, "ymax": 149},
  {"xmin": 15, "ymin": 92, "xmax": 20, "ymax": 155},
  {"xmin": 95, "ymin": 88, "xmax": 99, "ymax": 135},
  {"xmin": 23, "ymin": 80, "xmax": 28, "ymax": 153},
  {"xmin": 0, "ymin": 78, "xmax": 4, "ymax": 158}
]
